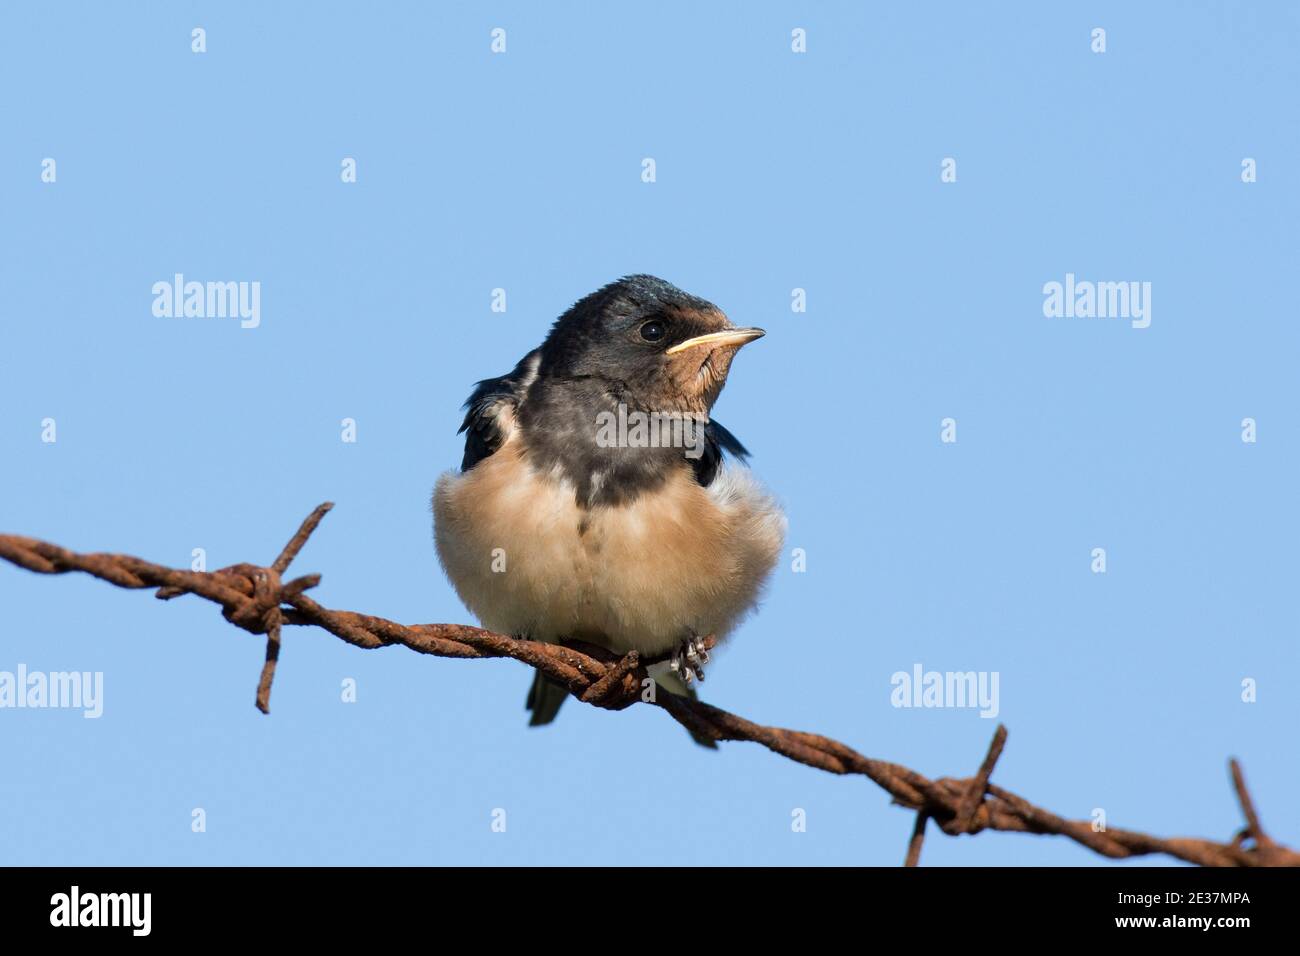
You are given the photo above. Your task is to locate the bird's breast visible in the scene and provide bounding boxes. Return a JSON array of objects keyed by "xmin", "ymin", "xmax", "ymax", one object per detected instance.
[{"xmin": 432, "ymin": 439, "xmax": 784, "ymax": 655}]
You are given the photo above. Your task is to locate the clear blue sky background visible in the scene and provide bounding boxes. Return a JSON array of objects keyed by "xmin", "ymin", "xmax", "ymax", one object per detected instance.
[{"xmin": 1, "ymin": 2, "xmax": 1296, "ymax": 866}]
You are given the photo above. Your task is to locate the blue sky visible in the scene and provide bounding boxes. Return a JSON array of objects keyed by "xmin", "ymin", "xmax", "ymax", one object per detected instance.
[{"xmin": 1, "ymin": 2, "xmax": 1296, "ymax": 865}]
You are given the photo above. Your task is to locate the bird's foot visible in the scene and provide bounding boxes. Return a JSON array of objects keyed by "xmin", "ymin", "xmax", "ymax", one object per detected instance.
[{"xmin": 669, "ymin": 633, "xmax": 710, "ymax": 685}]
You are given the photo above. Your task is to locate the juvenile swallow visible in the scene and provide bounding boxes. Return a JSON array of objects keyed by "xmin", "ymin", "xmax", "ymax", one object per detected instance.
[{"xmin": 433, "ymin": 275, "xmax": 785, "ymax": 732}]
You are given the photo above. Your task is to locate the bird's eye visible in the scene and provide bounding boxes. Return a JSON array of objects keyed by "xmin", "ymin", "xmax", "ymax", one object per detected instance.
[{"xmin": 639, "ymin": 320, "xmax": 666, "ymax": 342}]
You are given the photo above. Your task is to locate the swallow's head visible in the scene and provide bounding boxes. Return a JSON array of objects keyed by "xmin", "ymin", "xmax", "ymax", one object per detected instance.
[{"xmin": 538, "ymin": 275, "xmax": 764, "ymax": 414}]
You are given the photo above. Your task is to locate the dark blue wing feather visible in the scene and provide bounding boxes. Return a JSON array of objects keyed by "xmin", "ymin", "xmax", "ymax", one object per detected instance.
[
  {"xmin": 458, "ymin": 351, "xmax": 538, "ymax": 472},
  {"xmin": 690, "ymin": 419, "xmax": 751, "ymax": 487}
]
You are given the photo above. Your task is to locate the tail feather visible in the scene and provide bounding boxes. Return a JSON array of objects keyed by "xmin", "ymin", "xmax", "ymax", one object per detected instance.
[
  {"xmin": 654, "ymin": 669, "xmax": 718, "ymax": 749},
  {"xmin": 524, "ymin": 668, "xmax": 717, "ymax": 749},
  {"xmin": 526, "ymin": 671, "xmax": 569, "ymax": 726}
]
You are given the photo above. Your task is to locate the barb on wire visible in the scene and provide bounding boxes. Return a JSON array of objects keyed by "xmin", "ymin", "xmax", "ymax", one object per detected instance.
[
  {"xmin": 0, "ymin": 502, "xmax": 1295, "ymax": 867},
  {"xmin": 905, "ymin": 811, "xmax": 929, "ymax": 867}
]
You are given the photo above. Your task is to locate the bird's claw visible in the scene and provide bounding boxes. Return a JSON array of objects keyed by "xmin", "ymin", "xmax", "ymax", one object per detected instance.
[{"xmin": 669, "ymin": 633, "xmax": 710, "ymax": 684}]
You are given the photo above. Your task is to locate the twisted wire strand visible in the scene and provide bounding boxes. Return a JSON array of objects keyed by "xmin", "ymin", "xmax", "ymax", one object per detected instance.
[{"xmin": 1, "ymin": 502, "xmax": 1293, "ymax": 867}]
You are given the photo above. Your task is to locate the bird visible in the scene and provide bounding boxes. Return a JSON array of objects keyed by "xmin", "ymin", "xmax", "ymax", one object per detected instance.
[{"xmin": 432, "ymin": 275, "xmax": 785, "ymax": 735}]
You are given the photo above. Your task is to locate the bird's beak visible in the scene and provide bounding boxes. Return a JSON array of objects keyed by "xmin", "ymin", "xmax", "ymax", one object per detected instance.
[{"xmin": 664, "ymin": 327, "xmax": 766, "ymax": 355}]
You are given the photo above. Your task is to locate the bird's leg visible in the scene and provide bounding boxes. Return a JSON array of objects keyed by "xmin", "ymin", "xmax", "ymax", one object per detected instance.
[{"xmin": 669, "ymin": 630, "xmax": 711, "ymax": 684}]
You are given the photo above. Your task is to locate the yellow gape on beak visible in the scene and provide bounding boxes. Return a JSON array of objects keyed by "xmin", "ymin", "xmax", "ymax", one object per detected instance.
[{"xmin": 664, "ymin": 327, "xmax": 766, "ymax": 355}]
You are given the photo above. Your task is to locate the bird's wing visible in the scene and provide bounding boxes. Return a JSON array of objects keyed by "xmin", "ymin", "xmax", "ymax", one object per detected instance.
[
  {"xmin": 690, "ymin": 419, "xmax": 751, "ymax": 487},
  {"xmin": 457, "ymin": 350, "xmax": 540, "ymax": 471}
]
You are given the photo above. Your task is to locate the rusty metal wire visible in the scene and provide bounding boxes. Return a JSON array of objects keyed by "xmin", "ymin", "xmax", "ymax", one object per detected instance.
[{"xmin": 1, "ymin": 502, "xmax": 1295, "ymax": 867}]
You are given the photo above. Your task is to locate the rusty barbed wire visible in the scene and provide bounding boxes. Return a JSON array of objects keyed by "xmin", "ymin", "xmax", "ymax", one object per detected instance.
[{"xmin": 0, "ymin": 502, "xmax": 1295, "ymax": 867}]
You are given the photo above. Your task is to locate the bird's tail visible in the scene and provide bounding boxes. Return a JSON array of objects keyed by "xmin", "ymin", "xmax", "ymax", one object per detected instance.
[
  {"xmin": 525, "ymin": 669, "xmax": 717, "ymax": 749},
  {"xmin": 654, "ymin": 669, "xmax": 718, "ymax": 749},
  {"xmin": 525, "ymin": 671, "xmax": 569, "ymax": 727}
]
